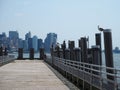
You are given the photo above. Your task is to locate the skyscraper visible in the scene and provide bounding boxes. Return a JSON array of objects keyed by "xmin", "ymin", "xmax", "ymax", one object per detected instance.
[
  {"xmin": 38, "ymin": 38, "xmax": 43, "ymax": 49},
  {"xmin": 9, "ymin": 31, "xmax": 19, "ymax": 39},
  {"xmin": 9, "ymin": 31, "xmax": 19, "ymax": 51},
  {"xmin": 0, "ymin": 32, "xmax": 7, "ymax": 48},
  {"xmin": 28, "ymin": 38, "xmax": 33, "ymax": 51},
  {"xmin": 25, "ymin": 31, "xmax": 31, "ymax": 40},
  {"xmin": 44, "ymin": 33, "xmax": 57, "ymax": 53},
  {"xmin": 23, "ymin": 40, "xmax": 28, "ymax": 51},
  {"xmin": 25, "ymin": 31, "xmax": 31, "ymax": 51},
  {"xmin": 18, "ymin": 38, "xmax": 23, "ymax": 48},
  {"xmin": 32, "ymin": 35, "xmax": 38, "ymax": 52}
]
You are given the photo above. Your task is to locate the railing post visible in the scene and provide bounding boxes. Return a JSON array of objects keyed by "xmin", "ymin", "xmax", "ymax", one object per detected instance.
[
  {"xmin": 100, "ymin": 66, "xmax": 103, "ymax": 90},
  {"xmin": 83, "ymin": 62, "xmax": 85, "ymax": 90},
  {"xmin": 90, "ymin": 64, "xmax": 92, "ymax": 90},
  {"xmin": 114, "ymin": 69, "xmax": 118, "ymax": 90}
]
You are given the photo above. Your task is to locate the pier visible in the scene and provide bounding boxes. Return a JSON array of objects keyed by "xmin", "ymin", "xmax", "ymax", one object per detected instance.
[
  {"xmin": 0, "ymin": 60, "xmax": 79, "ymax": 90},
  {"xmin": 0, "ymin": 28, "xmax": 120, "ymax": 90}
]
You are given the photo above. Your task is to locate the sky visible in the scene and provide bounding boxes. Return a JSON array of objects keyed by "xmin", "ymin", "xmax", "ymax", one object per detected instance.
[{"xmin": 0, "ymin": 0, "xmax": 120, "ymax": 49}]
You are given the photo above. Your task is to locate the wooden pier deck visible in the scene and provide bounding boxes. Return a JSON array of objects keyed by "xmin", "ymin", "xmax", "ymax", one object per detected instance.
[{"xmin": 0, "ymin": 60, "xmax": 78, "ymax": 90}]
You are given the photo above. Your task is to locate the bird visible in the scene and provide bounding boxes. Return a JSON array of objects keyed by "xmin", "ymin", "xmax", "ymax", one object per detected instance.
[{"xmin": 98, "ymin": 25, "xmax": 104, "ymax": 31}]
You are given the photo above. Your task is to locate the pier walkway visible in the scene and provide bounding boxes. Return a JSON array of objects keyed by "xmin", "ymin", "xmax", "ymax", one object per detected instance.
[{"xmin": 0, "ymin": 60, "xmax": 78, "ymax": 90}]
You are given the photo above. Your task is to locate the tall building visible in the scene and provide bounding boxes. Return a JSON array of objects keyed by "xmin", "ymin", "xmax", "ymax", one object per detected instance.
[
  {"xmin": 38, "ymin": 39, "xmax": 43, "ymax": 50},
  {"xmin": 18, "ymin": 38, "xmax": 23, "ymax": 48},
  {"xmin": 0, "ymin": 32, "xmax": 7, "ymax": 47},
  {"xmin": 32, "ymin": 36, "xmax": 38, "ymax": 52},
  {"xmin": 0, "ymin": 34, "xmax": 2, "ymax": 47},
  {"xmin": 28, "ymin": 38, "xmax": 33, "ymax": 51},
  {"xmin": 25, "ymin": 31, "xmax": 31, "ymax": 51},
  {"xmin": 9, "ymin": 31, "xmax": 19, "ymax": 39},
  {"xmin": 23, "ymin": 40, "xmax": 28, "ymax": 51},
  {"xmin": 44, "ymin": 33, "xmax": 57, "ymax": 53},
  {"xmin": 9, "ymin": 31, "xmax": 19, "ymax": 51},
  {"xmin": 25, "ymin": 31, "xmax": 31, "ymax": 40}
]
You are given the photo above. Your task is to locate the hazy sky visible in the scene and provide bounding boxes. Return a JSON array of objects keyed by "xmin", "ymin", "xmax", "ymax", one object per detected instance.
[{"xmin": 0, "ymin": 0, "xmax": 120, "ymax": 48}]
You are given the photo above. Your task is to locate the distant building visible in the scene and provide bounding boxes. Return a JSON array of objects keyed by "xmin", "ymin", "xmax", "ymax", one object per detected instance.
[
  {"xmin": 0, "ymin": 32, "xmax": 7, "ymax": 48},
  {"xmin": 44, "ymin": 33, "xmax": 57, "ymax": 53},
  {"xmin": 9, "ymin": 31, "xmax": 19, "ymax": 40},
  {"xmin": 32, "ymin": 36, "xmax": 38, "ymax": 52},
  {"xmin": 113, "ymin": 47, "xmax": 120, "ymax": 53},
  {"xmin": 0, "ymin": 35, "xmax": 2, "ymax": 47},
  {"xmin": 0, "ymin": 31, "xmax": 58, "ymax": 53},
  {"xmin": 28, "ymin": 38, "xmax": 33, "ymax": 51},
  {"xmin": 25, "ymin": 31, "xmax": 31, "ymax": 51},
  {"xmin": 38, "ymin": 39, "xmax": 43, "ymax": 50},
  {"xmin": 9, "ymin": 31, "xmax": 19, "ymax": 51},
  {"xmin": 23, "ymin": 40, "xmax": 28, "ymax": 51},
  {"xmin": 25, "ymin": 31, "xmax": 31, "ymax": 40},
  {"xmin": 18, "ymin": 38, "xmax": 23, "ymax": 48}
]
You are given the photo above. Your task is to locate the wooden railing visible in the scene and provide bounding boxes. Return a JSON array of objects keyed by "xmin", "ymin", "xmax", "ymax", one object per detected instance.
[
  {"xmin": 0, "ymin": 55, "xmax": 15, "ymax": 66},
  {"xmin": 45, "ymin": 55, "xmax": 120, "ymax": 90}
]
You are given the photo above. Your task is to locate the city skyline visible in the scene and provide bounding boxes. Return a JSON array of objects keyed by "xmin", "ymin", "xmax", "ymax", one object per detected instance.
[
  {"xmin": 0, "ymin": 30, "xmax": 56, "ymax": 42},
  {"xmin": 0, "ymin": 31, "xmax": 57, "ymax": 53},
  {"xmin": 0, "ymin": 0, "xmax": 120, "ymax": 48}
]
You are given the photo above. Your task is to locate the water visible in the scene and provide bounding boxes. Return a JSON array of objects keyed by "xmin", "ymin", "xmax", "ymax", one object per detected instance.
[
  {"xmin": 8, "ymin": 52, "xmax": 120, "ymax": 69},
  {"xmin": 102, "ymin": 53, "xmax": 120, "ymax": 69},
  {"xmin": 113, "ymin": 54, "xmax": 120, "ymax": 69},
  {"xmin": 8, "ymin": 52, "xmax": 40, "ymax": 58}
]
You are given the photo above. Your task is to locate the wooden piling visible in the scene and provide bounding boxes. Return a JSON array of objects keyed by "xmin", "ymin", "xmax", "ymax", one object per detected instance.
[
  {"xmin": 80, "ymin": 37, "xmax": 87, "ymax": 63},
  {"xmin": 65, "ymin": 49, "xmax": 70, "ymax": 60},
  {"xmin": 73, "ymin": 48, "xmax": 81, "ymax": 61},
  {"xmin": 95, "ymin": 33, "xmax": 102, "ymax": 65},
  {"xmin": 91, "ymin": 45, "xmax": 100, "ymax": 65},
  {"xmin": 50, "ymin": 45, "xmax": 54, "ymax": 67},
  {"xmin": 18, "ymin": 48, "xmax": 23, "ymax": 59},
  {"xmin": 0, "ymin": 47, "xmax": 3, "ymax": 56},
  {"xmin": 68, "ymin": 41, "xmax": 75, "ymax": 60},
  {"xmin": 56, "ymin": 45, "xmax": 60, "ymax": 58},
  {"xmin": 103, "ymin": 29, "xmax": 114, "ymax": 80},
  {"xmin": 61, "ymin": 41, "xmax": 66, "ymax": 59},
  {"xmin": 87, "ymin": 48, "xmax": 92, "ymax": 64},
  {"xmin": 40, "ymin": 48, "xmax": 44, "ymax": 60},
  {"xmin": 29, "ymin": 48, "xmax": 34, "ymax": 60},
  {"xmin": 91, "ymin": 45, "xmax": 100, "ymax": 75},
  {"xmin": 59, "ymin": 49, "xmax": 63, "ymax": 58}
]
